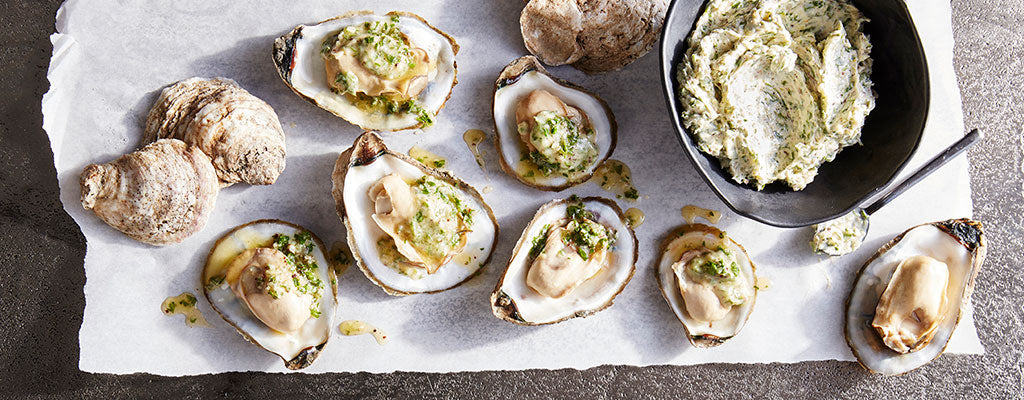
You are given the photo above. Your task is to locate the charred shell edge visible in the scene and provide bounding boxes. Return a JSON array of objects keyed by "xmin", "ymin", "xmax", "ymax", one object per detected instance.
[
  {"xmin": 844, "ymin": 218, "xmax": 986, "ymax": 375},
  {"xmin": 492, "ymin": 55, "xmax": 618, "ymax": 191},
  {"xmin": 201, "ymin": 218, "xmax": 338, "ymax": 370},
  {"xmin": 331, "ymin": 131, "xmax": 499, "ymax": 296},
  {"xmin": 655, "ymin": 223, "xmax": 759, "ymax": 348},
  {"xmin": 489, "ymin": 196, "xmax": 638, "ymax": 325},
  {"xmin": 272, "ymin": 11, "xmax": 460, "ymax": 132}
]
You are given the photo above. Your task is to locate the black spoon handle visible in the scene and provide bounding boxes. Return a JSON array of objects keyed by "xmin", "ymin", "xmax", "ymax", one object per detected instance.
[{"xmin": 863, "ymin": 129, "xmax": 983, "ymax": 216}]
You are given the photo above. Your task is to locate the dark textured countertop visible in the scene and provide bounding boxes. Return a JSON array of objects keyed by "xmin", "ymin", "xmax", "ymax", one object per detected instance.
[{"xmin": 2, "ymin": 0, "xmax": 1021, "ymax": 398}]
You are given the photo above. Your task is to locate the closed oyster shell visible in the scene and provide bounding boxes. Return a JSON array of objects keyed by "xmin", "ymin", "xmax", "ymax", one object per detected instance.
[
  {"xmin": 79, "ymin": 138, "xmax": 219, "ymax": 245},
  {"xmin": 520, "ymin": 0, "xmax": 668, "ymax": 73},
  {"xmin": 144, "ymin": 77, "xmax": 286, "ymax": 186},
  {"xmin": 332, "ymin": 132, "xmax": 498, "ymax": 295},
  {"xmin": 845, "ymin": 219, "xmax": 986, "ymax": 376}
]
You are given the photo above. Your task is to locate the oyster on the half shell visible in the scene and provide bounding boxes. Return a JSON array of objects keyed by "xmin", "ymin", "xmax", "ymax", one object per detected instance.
[
  {"xmin": 845, "ymin": 219, "xmax": 986, "ymax": 376},
  {"xmin": 656, "ymin": 224, "xmax": 758, "ymax": 347},
  {"xmin": 203, "ymin": 219, "xmax": 338, "ymax": 370},
  {"xmin": 332, "ymin": 132, "xmax": 498, "ymax": 295},
  {"xmin": 274, "ymin": 11, "xmax": 458, "ymax": 131},
  {"xmin": 490, "ymin": 196, "xmax": 637, "ymax": 325},
  {"xmin": 493, "ymin": 56, "xmax": 617, "ymax": 191}
]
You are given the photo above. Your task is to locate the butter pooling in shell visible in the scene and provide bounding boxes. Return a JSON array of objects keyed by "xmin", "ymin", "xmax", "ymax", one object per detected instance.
[
  {"xmin": 274, "ymin": 11, "xmax": 458, "ymax": 132},
  {"xmin": 493, "ymin": 56, "xmax": 617, "ymax": 191},
  {"xmin": 203, "ymin": 220, "xmax": 337, "ymax": 370},
  {"xmin": 332, "ymin": 132, "xmax": 498, "ymax": 295},
  {"xmin": 368, "ymin": 173, "xmax": 471, "ymax": 275},
  {"xmin": 227, "ymin": 248, "xmax": 316, "ymax": 334},
  {"xmin": 525, "ymin": 201, "xmax": 613, "ymax": 299},
  {"xmin": 657, "ymin": 224, "xmax": 758, "ymax": 347},
  {"xmin": 491, "ymin": 196, "xmax": 637, "ymax": 325}
]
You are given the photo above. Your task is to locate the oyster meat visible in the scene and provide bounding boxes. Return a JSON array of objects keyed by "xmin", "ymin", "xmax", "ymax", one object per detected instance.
[
  {"xmin": 203, "ymin": 219, "xmax": 337, "ymax": 370},
  {"xmin": 657, "ymin": 224, "xmax": 757, "ymax": 347},
  {"xmin": 491, "ymin": 196, "xmax": 637, "ymax": 325},
  {"xmin": 274, "ymin": 11, "xmax": 458, "ymax": 131},
  {"xmin": 493, "ymin": 56, "xmax": 616, "ymax": 191},
  {"xmin": 80, "ymin": 138, "xmax": 219, "ymax": 246},
  {"xmin": 332, "ymin": 132, "xmax": 498, "ymax": 295},
  {"xmin": 845, "ymin": 219, "xmax": 985, "ymax": 375},
  {"xmin": 144, "ymin": 77, "xmax": 286, "ymax": 186}
]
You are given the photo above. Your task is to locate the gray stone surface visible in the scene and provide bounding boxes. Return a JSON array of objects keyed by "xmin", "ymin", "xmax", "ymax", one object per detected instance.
[{"xmin": 1, "ymin": 0, "xmax": 1021, "ymax": 398}]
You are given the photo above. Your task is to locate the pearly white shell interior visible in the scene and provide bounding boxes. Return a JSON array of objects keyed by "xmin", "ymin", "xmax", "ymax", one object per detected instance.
[
  {"xmin": 494, "ymin": 71, "xmax": 614, "ymax": 187},
  {"xmin": 498, "ymin": 199, "xmax": 634, "ymax": 324},
  {"xmin": 846, "ymin": 224, "xmax": 974, "ymax": 376},
  {"xmin": 657, "ymin": 229, "xmax": 756, "ymax": 341},
  {"xmin": 287, "ymin": 13, "xmax": 456, "ymax": 131},
  {"xmin": 204, "ymin": 221, "xmax": 336, "ymax": 362},
  {"xmin": 343, "ymin": 154, "xmax": 495, "ymax": 293}
]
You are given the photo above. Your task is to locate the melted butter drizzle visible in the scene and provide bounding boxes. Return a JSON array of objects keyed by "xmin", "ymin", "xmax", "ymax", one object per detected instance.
[
  {"xmin": 161, "ymin": 292, "xmax": 209, "ymax": 328},
  {"xmin": 591, "ymin": 159, "xmax": 639, "ymax": 202},
  {"xmin": 463, "ymin": 129, "xmax": 487, "ymax": 172},
  {"xmin": 681, "ymin": 205, "xmax": 722, "ymax": 224},
  {"xmin": 624, "ymin": 208, "xmax": 645, "ymax": 228},
  {"xmin": 328, "ymin": 240, "xmax": 354, "ymax": 281},
  {"xmin": 515, "ymin": 156, "xmax": 543, "ymax": 183},
  {"xmin": 339, "ymin": 320, "xmax": 389, "ymax": 345},
  {"xmin": 409, "ymin": 146, "xmax": 448, "ymax": 169}
]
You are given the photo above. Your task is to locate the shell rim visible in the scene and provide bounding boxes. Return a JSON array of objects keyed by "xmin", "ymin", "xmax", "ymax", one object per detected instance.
[
  {"xmin": 491, "ymin": 55, "xmax": 618, "ymax": 191},
  {"xmin": 655, "ymin": 223, "xmax": 759, "ymax": 348},
  {"xmin": 331, "ymin": 131, "xmax": 500, "ymax": 296},
  {"xmin": 200, "ymin": 218, "xmax": 338, "ymax": 370},
  {"xmin": 843, "ymin": 218, "xmax": 986, "ymax": 376},
  {"xmin": 488, "ymin": 196, "xmax": 638, "ymax": 326},
  {"xmin": 272, "ymin": 10, "xmax": 460, "ymax": 132}
]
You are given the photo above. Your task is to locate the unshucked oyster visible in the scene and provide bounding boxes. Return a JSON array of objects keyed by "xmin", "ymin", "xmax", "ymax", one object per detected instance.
[
  {"xmin": 491, "ymin": 196, "xmax": 637, "ymax": 325},
  {"xmin": 657, "ymin": 224, "xmax": 757, "ymax": 347},
  {"xmin": 845, "ymin": 219, "xmax": 986, "ymax": 375},
  {"xmin": 493, "ymin": 56, "xmax": 617, "ymax": 191},
  {"xmin": 520, "ymin": 0, "xmax": 668, "ymax": 73},
  {"xmin": 203, "ymin": 219, "xmax": 337, "ymax": 370},
  {"xmin": 332, "ymin": 132, "xmax": 498, "ymax": 295},
  {"xmin": 274, "ymin": 11, "xmax": 458, "ymax": 131},
  {"xmin": 80, "ymin": 138, "xmax": 219, "ymax": 245},
  {"xmin": 144, "ymin": 77, "xmax": 286, "ymax": 186}
]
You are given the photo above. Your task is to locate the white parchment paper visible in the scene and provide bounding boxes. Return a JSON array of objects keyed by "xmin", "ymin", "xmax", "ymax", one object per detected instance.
[{"xmin": 42, "ymin": 0, "xmax": 983, "ymax": 375}]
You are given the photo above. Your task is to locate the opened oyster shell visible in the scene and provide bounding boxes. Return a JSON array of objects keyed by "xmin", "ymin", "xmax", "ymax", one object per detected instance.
[
  {"xmin": 845, "ymin": 219, "xmax": 985, "ymax": 376},
  {"xmin": 490, "ymin": 196, "xmax": 637, "ymax": 325},
  {"xmin": 493, "ymin": 56, "xmax": 617, "ymax": 191},
  {"xmin": 203, "ymin": 219, "xmax": 337, "ymax": 370},
  {"xmin": 657, "ymin": 224, "xmax": 757, "ymax": 347},
  {"xmin": 144, "ymin": 77, "xmax": 286, "ymax": 186},
  {"xmin": 332, "ymin": 132, "xmax": 498, "ymax": 295},
  {"xmin": 273, "ymin": 11, "xmax": 458, "ymax": 131}
]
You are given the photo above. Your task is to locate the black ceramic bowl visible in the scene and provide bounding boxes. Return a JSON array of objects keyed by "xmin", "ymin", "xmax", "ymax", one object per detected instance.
[{"xmin": 660, "ymin": 0, "xmax": 928, "ymax": 227}]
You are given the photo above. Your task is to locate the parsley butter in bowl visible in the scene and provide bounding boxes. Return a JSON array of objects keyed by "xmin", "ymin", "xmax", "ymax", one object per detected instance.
[{"xmin": 659, "ymin": 0, "xmax": 928, "ymax": 227}]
